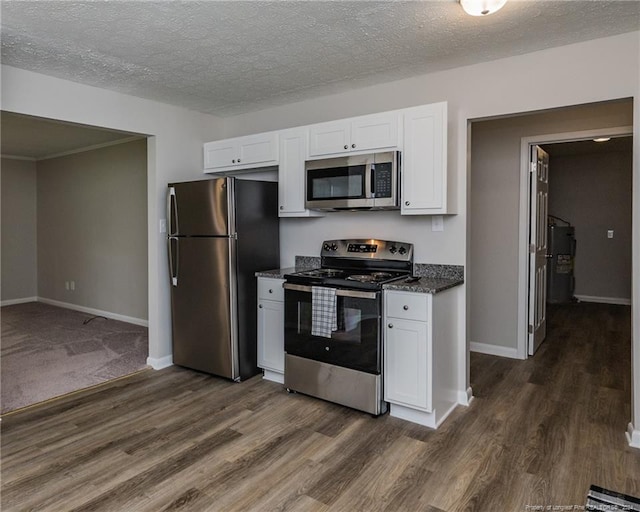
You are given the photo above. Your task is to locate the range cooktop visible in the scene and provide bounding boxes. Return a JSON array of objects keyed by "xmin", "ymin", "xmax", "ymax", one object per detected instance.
[{"xmin": 285, "ymin": 239, "xmax": 414, "ymax": 290}]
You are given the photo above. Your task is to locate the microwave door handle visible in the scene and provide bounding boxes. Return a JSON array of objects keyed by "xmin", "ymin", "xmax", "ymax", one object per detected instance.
[
  {"xmin": 365, "ymin": 165, "xmax": 373, "ymax": 198},
  {"xmin": 370, "ymin": 165, "xmax": 375, "ymax": 197}
]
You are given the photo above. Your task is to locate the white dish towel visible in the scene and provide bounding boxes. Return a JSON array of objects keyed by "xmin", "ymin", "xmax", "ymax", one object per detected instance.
[{"xmin": 311, "ymin": 286, "xmax": 338, "ymax": 338}]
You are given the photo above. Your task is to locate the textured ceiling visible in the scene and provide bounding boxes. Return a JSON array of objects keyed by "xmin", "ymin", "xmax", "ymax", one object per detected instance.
[
  {"xmin": 0, "ymin": 112, "xmax": 140, "ymax": 160},
  {"xmin": 2, "ymin": 1, "xmax": 639, "ymax": 117}
]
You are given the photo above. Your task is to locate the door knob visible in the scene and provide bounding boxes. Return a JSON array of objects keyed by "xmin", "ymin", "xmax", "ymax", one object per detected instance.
[
  {"xmin": 388, "ymin": 323, "xmax": 393, "ymax": 328},
  {"xmin": 344, "ymin": 145, "xmax": 348, "ymax": 150},
  {"xmin": 258, "ymin": 304, "xmax": 263, "ymax": 308},
  {"xmin": 403, "ymin": 305, "xmax": 409, "ymax": 310},
  {"xmin": 351, "ymin": 144, "xmax": 356, "ymax": 148},
  {"xmin": 405, "ymin": 201, "xmax": 410, "ymax": 206}
]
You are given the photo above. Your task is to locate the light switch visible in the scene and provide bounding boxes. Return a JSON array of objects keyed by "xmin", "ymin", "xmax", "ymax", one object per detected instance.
[
  {"xmin": 607, "ymin": 230, "xmax": 614, "ymax": 239},
  {"xmin": 432, "ymin": 216, "xmax": 444, "ymax": 232}
]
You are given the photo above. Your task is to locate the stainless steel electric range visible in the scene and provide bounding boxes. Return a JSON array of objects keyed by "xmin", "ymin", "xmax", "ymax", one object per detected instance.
[{"xmin": 283, "ymin": 239, "xmax": 414, "ymax": 415}]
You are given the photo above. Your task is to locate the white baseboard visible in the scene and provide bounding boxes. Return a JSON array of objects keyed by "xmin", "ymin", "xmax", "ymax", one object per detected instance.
[
  {"xmin": 1, "ymin": 296, "xmax": 38, "ymax": 306},
  {"xmin": 575, "ymin": 295, "xmax": 631, "ymax": 306},
  {"xmin": 470, "ymin": 341, "xmax": 520, "ymax": 359},
  {"xmin": 146, "ymin": 355, "xmax": 173, "ymax": 370},
  {"xmin": 36, "ymin": 297, "xmax": 148, "ymax": 327},
  {"xmin": 262, "ymin": 369, "xmax": 285, "ymax": 384},
  {"xmin": 627, "ymin": 422, "xmax": 640, "ymax": 449},
  {"xmin": 457, "ymin": 387, "xmax": 474, "ymax": 406}
]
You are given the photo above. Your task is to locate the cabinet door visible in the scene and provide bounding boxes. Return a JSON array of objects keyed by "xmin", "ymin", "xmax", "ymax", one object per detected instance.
[
  {"xmin": 401, "ymin": 103, "xmax": 448, "ymax": 214},
  {"xmin": 257, "ymin": 299, "xmax": 285, "ymax": 373},
  {"xmin": 278, "ymin": 129, "xmax": 323, "ymax": 217},
  {"xmin": 384, "ymin": 318, "xmax": 432, "ymax": 411},
  {"xmin": 308, "ymin": 120, "xmax": 351, "ymax": 157},
  {"xmin": 204, "ymin": 139, "xmax": 238, "ymax": 169},
  {"xmin": 237, "ymin": 132, "xmax": 278, "ymax": 167},
  {"xmin": 350, "ymin": 112, "xmax": 399, "ymax": 153}
]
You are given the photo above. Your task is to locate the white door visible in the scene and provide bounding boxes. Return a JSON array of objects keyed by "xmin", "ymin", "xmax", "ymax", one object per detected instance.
[{"xmin": 528, "ymin": 145, "xmax": 549, "ymax": 355}]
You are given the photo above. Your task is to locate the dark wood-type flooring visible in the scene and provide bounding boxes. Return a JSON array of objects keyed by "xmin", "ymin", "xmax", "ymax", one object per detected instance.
[{"xmin": 2, "ymin": 302, "xmax": 639, "ymax": 511}]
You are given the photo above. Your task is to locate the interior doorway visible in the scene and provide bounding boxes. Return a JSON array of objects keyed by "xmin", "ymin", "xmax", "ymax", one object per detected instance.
[
  {"xmin": 0, "ymin": 111, "xmax": 150, "ymax": 414},
  {"xmin": 520, "ymin": 129, "xmax": 633, "ymax": 358}
]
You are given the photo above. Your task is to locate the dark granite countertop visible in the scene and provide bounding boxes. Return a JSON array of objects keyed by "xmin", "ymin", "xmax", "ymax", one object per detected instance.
[
  {"xmin": 382, "ymin": 276, "xmax": 463, "ymax": 294},
  {"xmin": 256, "ymin": 260, "xmax": 464, "ymax": 294},
  {"xmin": 384, "ymin": 263, "xmax": 464, "ymax": 294},
  {"xmin": 255, "ymin": 256, "xmax": 321, "ymax": 279},
  {"xmin": 255, "ymin": 267, "xmax": 296, "ymax": 279}
]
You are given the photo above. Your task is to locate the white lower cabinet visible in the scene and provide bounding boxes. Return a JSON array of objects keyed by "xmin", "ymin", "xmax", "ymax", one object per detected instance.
[
  {"xmin": 385, "ymin": 317, "xmax": 431, "ymax": 411},
  {"xmin": 384, "ymin": 288, "xmax": 459, "ymax": 428},
  {"xmin": 257, "ymin": 277, "xmax": 285, "ymax": 383}
]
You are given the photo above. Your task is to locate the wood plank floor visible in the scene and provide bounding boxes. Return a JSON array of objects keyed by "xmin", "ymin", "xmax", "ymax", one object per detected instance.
[{"xmin": 2, "ymin": 302, "xmax": 639, "ymax": 511}]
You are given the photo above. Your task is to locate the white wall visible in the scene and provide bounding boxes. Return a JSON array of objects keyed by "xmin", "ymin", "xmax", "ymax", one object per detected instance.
[
  {"xmin": 1, "ymin": 65, "xmax": 224, "ymax": 366},
  {"xmin": 1, "ymin": 157, "xmax": 37, "ymax": 302},
  {"xmin": 37, "ymin": 139, "xmax": 148, "ymax": 320},
  {"xmin": 632, "ymin": 31, "xmax": 640, "ymax": 449}
]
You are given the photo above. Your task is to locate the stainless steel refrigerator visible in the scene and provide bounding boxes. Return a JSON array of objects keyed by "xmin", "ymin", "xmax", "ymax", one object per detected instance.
[{"xmin": 167, "ymin": 177, "xmax": 279, "ymax": 380}]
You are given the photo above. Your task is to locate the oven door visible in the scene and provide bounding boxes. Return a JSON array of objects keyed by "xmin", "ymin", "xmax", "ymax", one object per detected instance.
[{"xmin": 284, "ymin": 283, "xmax": 381, "ymax": 374}]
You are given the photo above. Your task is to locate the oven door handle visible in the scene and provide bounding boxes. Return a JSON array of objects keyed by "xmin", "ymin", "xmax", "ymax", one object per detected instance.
[{"xmin": 283, "ymin": 282, "xmax": 378, "ymax": 300}]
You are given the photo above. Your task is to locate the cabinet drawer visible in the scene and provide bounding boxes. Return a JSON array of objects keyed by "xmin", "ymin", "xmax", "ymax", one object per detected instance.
[
  {"xmin": 258, "ymin": 278, "xmax": 285, "ymax": 301},
  {"xmin": 386, "ymin": 291, "xmax": 428, "ymax": 322}
]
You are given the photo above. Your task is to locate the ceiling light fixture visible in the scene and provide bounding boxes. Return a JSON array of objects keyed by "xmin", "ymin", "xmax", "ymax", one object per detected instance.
[
  {"xmin": 593, "ymin": 137, "xmax": 611, "ymax": 143},
  {"xmin": 459, "ymin": 0, "xmax": 507, "ymax": 16}
]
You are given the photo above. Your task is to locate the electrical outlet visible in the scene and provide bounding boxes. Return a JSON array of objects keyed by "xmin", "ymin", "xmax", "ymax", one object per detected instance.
[
  {"xmin": 607, "ymin": 230, "xmax": 614, "ymax": 239},
  {"xmin": 431, "ymin": 216, "xmax": 444, "ymax": 232},
  {"xmin": 65, "ymin": 281, "xmax": 70, "ymax": 290},
  {"xmin": 160, "ymin": 219, "xmax": 167, "ymax": 233},
  {"xmin": 70, "ymin": 281, "xmax": 75, "ymax": 291}
]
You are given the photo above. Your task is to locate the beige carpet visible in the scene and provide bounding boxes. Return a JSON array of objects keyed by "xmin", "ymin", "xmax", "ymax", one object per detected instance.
[{"xmin": 1, "ymin": 302, "xmax": 148, "ymax": 414}]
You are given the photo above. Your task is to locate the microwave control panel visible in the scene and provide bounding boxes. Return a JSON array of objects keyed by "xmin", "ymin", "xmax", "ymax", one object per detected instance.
[{"xmin": 373, "ymin": 163, "xmax": 392, "ymax": 198}]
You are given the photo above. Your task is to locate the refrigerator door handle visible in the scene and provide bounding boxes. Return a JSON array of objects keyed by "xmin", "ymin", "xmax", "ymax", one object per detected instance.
[
  {"xmin": 169, "ymin": 236, "xmax": 179, "ymax": 286},
  {"xmin": 168, "ymin": 186, "xmax": 178, "ymax": 236}
]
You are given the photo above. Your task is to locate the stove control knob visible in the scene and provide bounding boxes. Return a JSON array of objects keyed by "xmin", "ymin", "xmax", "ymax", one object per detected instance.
[
  {"xmin": 323, "ymin": 243, "xmax": 331, "ymax": 251},
  {"xmin": 389, "ymin": 246, "xmax": 397, "ymax": 254},
  {"xmin": 398, "ymin": 246, "xmax": 407, "ymax": 255},
  {"xmin": 330, "ymin": 243, "xmax": 338, "ymax": 251}
]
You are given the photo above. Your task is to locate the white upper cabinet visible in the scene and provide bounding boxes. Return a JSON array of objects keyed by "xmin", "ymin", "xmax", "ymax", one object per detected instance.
[
  {"xmin": 204, "ymin": 132, "xmax": 278, "ymax": 172},
  {"xmin": 401, "ymin": 102, "xmax": 449, "ymax": 215},
  {"xmin": 202, "ymin": 102, "xmax": 450, "ymax": 216},
  {"xmin": 308, "ymin": 112, "xmax": 400, "ymax": 158},
  {"xmin": 278, "ymin": 128, "xmax": 323, "ymax": 217}
]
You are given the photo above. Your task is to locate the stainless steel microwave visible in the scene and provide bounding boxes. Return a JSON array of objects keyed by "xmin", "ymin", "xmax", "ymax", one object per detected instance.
[{"xmin": 305, "ymin": 151, "xmax": 400, "ymax": 211}]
